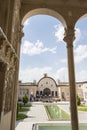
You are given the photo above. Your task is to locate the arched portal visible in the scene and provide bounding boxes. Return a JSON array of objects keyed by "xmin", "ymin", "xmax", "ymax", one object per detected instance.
[{"xmin": 43, "ymin": 88, "xmax": 51, "ymax": 96}]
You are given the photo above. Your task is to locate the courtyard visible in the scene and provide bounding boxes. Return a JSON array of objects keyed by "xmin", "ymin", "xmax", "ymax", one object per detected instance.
[{"xmin": 15, "ymin": 102, "xmax": 87, "ymax": 130}]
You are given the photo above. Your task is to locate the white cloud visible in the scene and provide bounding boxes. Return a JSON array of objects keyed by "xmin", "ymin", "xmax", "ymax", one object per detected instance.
[
  {"xmin": 60, "ymin": 44, "xmax": 87, "ymax": 64},
  {"xmin": 74, "ymin": 28, "xmax": 81, "ymax": 43},
  {"xmin": 21, "ymin": 40, "xmax": 57, "ymax": 56},
  {"xmin": 74, "ymin": 45, "xmax": 87, "ymax": 63},
  {"xmin": 53, "ymin": 67, "xmax": 87, "ymax": 82},
  {"xmin": 19, "ymin": 65, "xmax": 87, "ymax": 82},
  {"xmin": 76, "ymin": 70, "xmax": 87, "ymax": 82},
  {"xmin": 19, "ymin": 66, "xmax": 52, "ymax": 82},
  {"xmin": 19, "ymin": 66, "xmax": 69, "ymax": 83},
  {"xmin": 60, "ymin": 59, "xmax": 67, "ymax": 64},
  {"xmin": 54, "ymin": 24, "xmax": 64, "ymax": 42},
  {"xmin": 53, "ymin": 67, "xmax": 68, "ymax": 82},
  {"xmin": 54, "ymin": 24, "xmax": 81, "ymax": 44}
]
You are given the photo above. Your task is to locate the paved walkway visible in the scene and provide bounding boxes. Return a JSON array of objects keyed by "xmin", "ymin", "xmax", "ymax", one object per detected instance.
[
  {"xmin": 15, "ymin": 102, "xmax": 48, "ymax": 130},
  {"xmin": 15, "ymin": 102, "xmax": 87, "ymax": 130},
  {"xmin": 21, "ymin": 102, "xmax": 48, "ymax": 122}
]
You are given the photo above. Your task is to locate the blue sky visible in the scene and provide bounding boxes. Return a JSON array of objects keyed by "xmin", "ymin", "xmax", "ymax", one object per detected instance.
[{"xmin": 19, "ymin": 15, "xmax": 87, "ymax": 83}]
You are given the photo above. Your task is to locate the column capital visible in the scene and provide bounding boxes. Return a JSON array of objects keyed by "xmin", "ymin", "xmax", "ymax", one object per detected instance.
[{"xmin": 63, "ymin": 27, "xmax": 75, "ymax": 47}]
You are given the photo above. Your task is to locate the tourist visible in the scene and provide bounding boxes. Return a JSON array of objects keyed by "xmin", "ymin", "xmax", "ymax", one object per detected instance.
[{"xmin": 32, "ymin": 124, "xmax": 35, "ymax": 130}]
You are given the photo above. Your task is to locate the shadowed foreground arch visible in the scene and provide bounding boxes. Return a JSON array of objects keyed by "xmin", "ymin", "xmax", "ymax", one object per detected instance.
[
  {"xmin": 75, "ymin": 13, "xmax": 87, "ymax": 27},
  {"xmin": 21, "ymin": 8, "xmax": 67, "ymax": 28}
]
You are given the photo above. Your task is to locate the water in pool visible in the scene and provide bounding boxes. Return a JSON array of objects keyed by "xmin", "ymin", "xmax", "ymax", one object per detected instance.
[{"xmin": 37, "ymin": 124, "xmax": 87, "ymax": 130}]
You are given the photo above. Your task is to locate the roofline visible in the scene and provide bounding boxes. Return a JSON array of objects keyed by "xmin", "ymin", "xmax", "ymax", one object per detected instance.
[{"xmin": 37, "ymin": 76, "xmax": 57, "ymax": 87}]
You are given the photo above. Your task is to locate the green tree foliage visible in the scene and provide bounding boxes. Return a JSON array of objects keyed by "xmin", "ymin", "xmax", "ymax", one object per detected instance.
[
  {"xmin": 16, "ymin": 103, "xmax": 19, "ymax": 118},
  {"xmin": 22, "ymin": 94, "xmax": 28, "ymax": 105},
  {"xmin": 77, "ymin": 95, "xmax": 81, "ymax": 106}
]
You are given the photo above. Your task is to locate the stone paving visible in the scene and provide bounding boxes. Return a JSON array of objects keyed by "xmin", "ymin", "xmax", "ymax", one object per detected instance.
[{"xmin": 15, "ymin": 102, "xmax": 87, "ymax": 130}]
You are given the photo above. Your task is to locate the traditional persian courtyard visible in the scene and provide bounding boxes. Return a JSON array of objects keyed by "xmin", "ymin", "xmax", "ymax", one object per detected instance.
[{"xmin": 15, "ymin": 102, "xmax": 87, "ymax": 130}]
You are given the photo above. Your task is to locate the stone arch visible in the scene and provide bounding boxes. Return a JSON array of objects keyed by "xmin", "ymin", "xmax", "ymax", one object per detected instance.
[
  {"xmin": 21, "ymin": 8, "xmax": 67, "ymax": 28},
  {"xmin": 75, "ymin": 13, "xmax": 87, "ymax": 27},
  {"xmin": 74, "ymin": 13, "xmax": 87, "ymax": 82}
]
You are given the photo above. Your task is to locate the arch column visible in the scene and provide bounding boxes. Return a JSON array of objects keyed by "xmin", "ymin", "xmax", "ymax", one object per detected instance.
[
  {"xmin": 10, "ymin": 24, "xmax": 24, "ymax": 130},
  {"xmin": 64, "ymin": 27, "xmax": 79, "ymax": 130}
]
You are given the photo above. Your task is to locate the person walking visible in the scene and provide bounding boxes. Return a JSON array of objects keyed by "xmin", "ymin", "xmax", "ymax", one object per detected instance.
[{"xmin": 32, "ymin": 124, "xmax": 35, "ymax": 130}]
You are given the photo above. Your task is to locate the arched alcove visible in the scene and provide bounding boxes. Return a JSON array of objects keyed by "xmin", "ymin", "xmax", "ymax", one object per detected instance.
[{"xmin": 43, "ymin": 88, "xmax": 51, "ymax": 96}]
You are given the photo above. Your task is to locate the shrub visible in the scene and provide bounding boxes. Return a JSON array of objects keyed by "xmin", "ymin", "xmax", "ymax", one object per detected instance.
[
  {"xmin": 77, "ymin": 95, "xmax": 81, "ymax": 106},
  {"xmin": 22, "ymin": 94, "xmax": 28, "ymax": 105},
  {"xmin": 16, "ymin": 103, "xmax": 20, "ymax": 118},
  {"xmin": 20, "ymin": 103, "xmax": 32, "ymax": 107}
]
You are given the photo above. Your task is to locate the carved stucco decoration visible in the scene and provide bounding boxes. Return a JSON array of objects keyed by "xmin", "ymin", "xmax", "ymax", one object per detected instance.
[
  {"xmin": 4, "ymin": 67, "xmax": 15, "ymax": 114},
  {"xmin": 0, "ymin": 62, "xmax": 7, "ymax": 116}
]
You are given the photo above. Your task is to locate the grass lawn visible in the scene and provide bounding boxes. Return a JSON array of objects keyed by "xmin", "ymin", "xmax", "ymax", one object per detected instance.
[
  {"xmin": 19, "ymin": 107, "xmax": 29, "ymax": 112},
  {"xmin": 78, "ymin": 106, "xmax": 87, "ymax": 111},
  {"xmin": 16, "ymin": 103, "xmax": 32, "ymax": 120},
  {"xmin": 45, "ymin": 105, "xmax": 70, "ymax": 120},
  {"xmin": 19, "ymin": 103, "xmax": 32, "ymax": 107},
  {"xmin": 16, "ymin": 113, "xmax": 28, "ymax": 120}
]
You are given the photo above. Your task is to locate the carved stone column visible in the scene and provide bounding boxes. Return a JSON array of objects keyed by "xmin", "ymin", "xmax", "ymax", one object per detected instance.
[
  {"xmin": 5, "ymin": 0, "xmax": 15, "ymax": 41},
  {"xmin": 10, "ymin": 59, "xmax": 18, "ymax": 130},
  {"xmin": 17, "ymin": 25, "xmax": 24, "ymax": 56},
  {"xmin": 4, "ymin": 67, "xmax": 15, "ymax": 114},
  {"xmin": 11, "ymin": 0, "xmax": 21, "ymax": 53},
  {"xmin": 0, "ymin": 62, "xmax": 7, "ymax": 121},
  {"xmin": 10, "ymin": 25, "xmax": 24, "ymax": 130},
  {"xmin": 63, "ymin": 27, "xmax": 79, "ymax": 130}
]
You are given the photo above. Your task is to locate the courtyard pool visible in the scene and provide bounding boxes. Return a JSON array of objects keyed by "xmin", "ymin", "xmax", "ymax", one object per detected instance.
[
  {"xmin": 36, "ymin": 123, "xmax": 87, "ymax": 130},
  {"xmin": 45, "ymin": 105, "xmax": 70, "ymax": 120}
]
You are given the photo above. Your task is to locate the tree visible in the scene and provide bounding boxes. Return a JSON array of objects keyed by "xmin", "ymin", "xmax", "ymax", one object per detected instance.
[
  {"xmin": 77, "ymin": 95, "xmax": 81, "ymax": 106},
  {"xmin": 22, "ymin": 94, "xmax": 28, "ymax": 105},
  {"xmin": 16, "ymin": 103, "xmax": 20, "ymax": 118}
]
